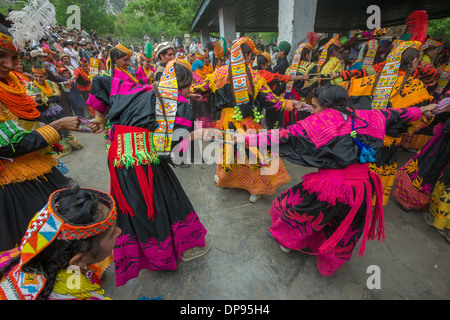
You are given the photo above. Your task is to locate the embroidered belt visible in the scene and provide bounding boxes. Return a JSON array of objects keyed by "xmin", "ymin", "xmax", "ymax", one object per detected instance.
[{"xmin": 110, "ymin": 125, "xmax": 159, "ymax": 169}]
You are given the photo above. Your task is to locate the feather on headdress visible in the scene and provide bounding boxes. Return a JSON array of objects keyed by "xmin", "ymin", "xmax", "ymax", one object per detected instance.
[
  {"xmin": 214, "ymin": 37, "xmax": 227, "ymax": 59},
  {"xmin": 144, "ymin": 42, "xmax": 153, "ymax": 60},
  {"xmin": 405, "ymin": 10, "xmax": 428, "ymax": 44},
  {"xmin": 7, "ymin": 0, "xmax": 56, "ymax": 51}
]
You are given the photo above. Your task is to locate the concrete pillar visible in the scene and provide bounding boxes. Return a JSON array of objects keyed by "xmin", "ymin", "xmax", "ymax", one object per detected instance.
[
  {"xmin": 219, "ymin": 7, "xmax": 236, "ymax": 45},
  {"xmin": 277, "ymin": 0, "xmax": 318, "ymax": 62},
  {"xmin": 200, "ymin": 29, "xmax": 210, "ymax": 49}
]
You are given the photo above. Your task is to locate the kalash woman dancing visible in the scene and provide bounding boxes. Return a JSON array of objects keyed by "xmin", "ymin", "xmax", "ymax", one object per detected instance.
[
  {"xmin": 26, "ymin": 65, "xmax": 84, "ymax": 156},
  {"xmin": 340, "ymin": 39, "xmax": 435, "ymax": 206},
  {"xmin": 0, "ymin": 187, "xmax": 121, "ymax": 300},
  {"xmin": 279, "ymin": 32, "xmax": 321, "ymax": 126},
  {"xmin": 0, "ymin": 12, "xmax": 80, "ymax": 253},
  {"xmin": 108, "ymin": 43, "xmax": 145, "ymax": 85},
  {"xmin": 309, "ymin": 36, "xmax": 344, "ymax": 87},
  {"xmin": 192, "ymin": 37, "xmax": 298, "ymax": 203},
  {"xmin": 100, "ymin": 43, "xmax": 153, "ymax": 148},
  {"xmin": 215, "ymin": 85, "xmax": 436, "ymax": 276},
  {"xmin": 87, "ymin": 58, "xmax": 209, "ymax": 287},
  {"xmin": 393, "ymin": 92, "xmax": 450, "ymax": 241}
]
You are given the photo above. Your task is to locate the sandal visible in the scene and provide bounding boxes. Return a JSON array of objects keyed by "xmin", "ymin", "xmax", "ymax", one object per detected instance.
[
  {"xmin": 249, "ymin": 194, "xmax": 262, "ymax": 203},
  {"xmin": 181, "ymin": 240, "xmax": 211, "ymax": 262}
]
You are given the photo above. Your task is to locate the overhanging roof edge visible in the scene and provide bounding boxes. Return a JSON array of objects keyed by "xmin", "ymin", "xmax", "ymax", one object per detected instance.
[{"xmin": 191, "ymin": 0, "xmax": 212, "ymax": 32}]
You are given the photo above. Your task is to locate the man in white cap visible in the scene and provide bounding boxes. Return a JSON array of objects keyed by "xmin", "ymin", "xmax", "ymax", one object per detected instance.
[
  {"xmin": 30, "ymin": 49, "xmax": 48, "ymax": 67},
  {"xmin": 154, "ymin": 41, "xmax": 176, "ymax": 82}
]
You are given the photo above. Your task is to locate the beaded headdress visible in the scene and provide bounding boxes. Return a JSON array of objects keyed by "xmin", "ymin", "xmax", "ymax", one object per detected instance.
[
  {"xmin": 153, "ymin": 58, "xmax": 192, "ymax": 156},
  {"xmin": 261, "ymin": 52, "xmax": 272, "ymax": 64},
  {"xmin": 371, "ymin": 40, "xmax": 422, "ymax": 109},
  {"xmin": 19, "ymin": 188, "xmax": 117, "ymax": 265},
  {"xmin": 195, "ymin": 53, "xmax": 205, "ymax": 60},
  {"xmin": 420, "ymin": 37, "xmax": 444, "ymax": 60},
  {"xmin": 317, "ymin": 35, "xmax": 342, "ymax": 73},
  {"xmin": 0, "ymin": 13, "xmax": 16, "ymax": 52},
  {"xmin": 0, "ymin": 31, "xmax": 16, "ymax": 52},
  {"xmin": 0, "ymin": 188, "xmax": 117, "ymax": 300},
  {"xmin": 31, "ymin": 65, "xmax": 47, "ymax": 75},
  {"xmin": 229, "ymin": 37, "xmax": 260, "ymax": 106},
  {"xmin": 372, "ymin": 10, "xmax": 427, "ymax": 109},
  {"xmin": 59, "ymin": 53, "xmax": 70, "ymax": 61},
  {"xmin": 421, "ymin": 38, "xmax": 444, "ymax": 53},
  {"xmin": 114, "ymin": 43, "xmax": 133, "ymax": 57},
  {"xmin": 434, "ymin": 61, "xmax": 450, "ymax": 97},
  {"xmin": 285, "ymin": 32, "xmax": 319, "ymax": 98},
  {"xmin": 362, "ymin": 39, "xmax": 379, "ymax": 69}
]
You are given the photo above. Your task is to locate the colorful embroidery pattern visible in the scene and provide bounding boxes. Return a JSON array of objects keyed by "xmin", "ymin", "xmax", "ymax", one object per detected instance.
[
  {"xmin": 285, "ymin": 43, "xmax": 313, "ymax": 98},
  {"xmin": 0, "ymin": 264, "xmax": 46, "ymax": 300},
  {"xmin": 372, "ymin": 41, "xmax": 422, "ymax": 109},
  {"xmin": 230, "ymin": 41, "xmax": 251, "ymax": 105},
  {"xmin": 115, "ymin": 43, "xmax": 133, "ymax": 57},
  {"xmin": 362, "ymin": 39, "xmax": 378, "ymax": 69},
  {"xmin": 112, "ymin": 131, "xmax": 159, "ymax": 169},
  {"xmin": 429, "ymin": 178, "xmax": 450, "ymax": 230},
  {"xmin": 435, "ymin": 64, "xmax": 450, "ymax": 97},
  {"xmin": 420, "ymin": 38, "xmax": 444, "ymax": 61},
  {"xmin": 0, "ymin": 189, "xmax": 117, "ymax": 300},
  {"xmin": 0, "ymin": 120, "xmax": 33, "ymax": 147},
  {"xmin": 113, "ymin": 211, "xmax": 207, "ymax": 287},
  {"xmin": 153, "ymin": 60, "xmax": 179, "ymax": 156},
  {"xmin": 317, "ymin": 36, "xmax": 342, "ymax": 73},
  {"xmin": 0, "ymin": 31, "xmax": 16, "ymax": 52}
]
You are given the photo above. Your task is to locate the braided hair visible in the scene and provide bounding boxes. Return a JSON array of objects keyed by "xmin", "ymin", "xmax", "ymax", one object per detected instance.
[
  {"xmin": 0, "ymin": 187, "xmax": 106, "ymax": 300},
  {"xmin": 312, "ymin": 85, "xmax": 369, "ymax": 128}
]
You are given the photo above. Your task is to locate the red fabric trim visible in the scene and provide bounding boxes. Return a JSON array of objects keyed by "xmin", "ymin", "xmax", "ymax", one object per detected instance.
[{"xmin": 108, "ymin": 125, "xmax": 156, "ymax": 218}]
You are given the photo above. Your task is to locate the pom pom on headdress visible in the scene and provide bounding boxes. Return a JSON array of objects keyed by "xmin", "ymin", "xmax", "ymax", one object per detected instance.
[
  {"xmin": 307, "ymin": 32, "xmax": 319, "ymax": 48},
  {"xmin": 405, "ymin": 10, "xmax": 429, "ymax": 44},
  {"xmin": 214, "ymin": 37, "xmax": 227, "ymax": 59},
  {"xmin": 144, "ymin": 42, "xmax": 153, "ymax": 60},
  {"xmin": 7, "ymin": 0, "xmax": 57, "ymax": 51}
]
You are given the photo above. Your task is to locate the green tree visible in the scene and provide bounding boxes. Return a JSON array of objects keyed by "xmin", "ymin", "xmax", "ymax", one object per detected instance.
[
  {"xmin": 428, "ymin": 18, "xmax": 450, "ymax": 42},
  {"xmin": 50, "ymin": 0, "xmax": 116, "ymax": 34},
  {"xmin": 113, "ymin": 11, "xmax": 156, "ymax": 45},
  {"xmin": 124, "ymin": 0, "xmax": 202, "ymax": 38}
]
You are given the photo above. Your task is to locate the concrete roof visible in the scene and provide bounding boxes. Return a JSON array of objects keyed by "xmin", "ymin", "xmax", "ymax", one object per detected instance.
[
  {"xmin": 190, "ymin": 0, "xmax": 279, "ymax": 33},
  {"xmin": 315, "ymin": 0, "xmax": 450, "ymax": 33},
  {"xmin": 191, "ymin": 0, "xmax": 450, "ymax": 33}
]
